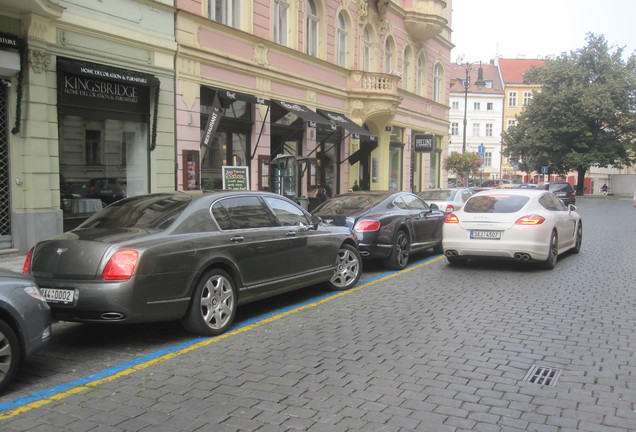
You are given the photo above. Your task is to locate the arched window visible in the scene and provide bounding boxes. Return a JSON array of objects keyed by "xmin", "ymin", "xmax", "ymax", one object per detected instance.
[
  {"xmin": 384, "ymin": 37, "xmax": 394, "ymax": 73},
  {"xmin": 417, "ymin": 55, "xmax": 425, "ymax": 96},
  {"xmin": 274, "ymin": 0, "xmax": 289, "ymax": 46},
  {"xmin": 433, "ymin": 63, "xmax": 443, "ymax": 102},
  {"xmin": 403, "ymin": 47, "xmax": 412, "ymax": 91},
  {"xmin": 362, "ymin": 26, "xmax": 371, "ymax": 71},
  {"xmin": 306, "ymin": 0, "xmax": 319, "ymax": 57},
  {"xmin": 336, "ymin": 12, "xmax": 347, "ymax": 67}
]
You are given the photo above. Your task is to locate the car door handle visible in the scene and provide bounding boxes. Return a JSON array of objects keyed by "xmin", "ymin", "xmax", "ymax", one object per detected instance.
[
  {"xmin": 230, "ymin": 236, "xmax": 244, "ymax": 243},
  {"xmin": 286, "ymin": 231, "xmax": 297, "ymax": 237}
]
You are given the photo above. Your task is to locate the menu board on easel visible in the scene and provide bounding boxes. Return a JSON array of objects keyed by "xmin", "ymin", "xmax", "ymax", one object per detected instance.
[{"xmin": 222, "ymin": 166, "xmax": 249, "ymax": 190}]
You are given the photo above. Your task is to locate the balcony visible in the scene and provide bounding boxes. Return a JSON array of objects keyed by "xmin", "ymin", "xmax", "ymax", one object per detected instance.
[
  {"xmin": 404, "ymin": 0, "xmax": 448, "ymax": 41},
  {"xmin": 348, "ymin": 71, "xmax": 403, "ymax": 125}
]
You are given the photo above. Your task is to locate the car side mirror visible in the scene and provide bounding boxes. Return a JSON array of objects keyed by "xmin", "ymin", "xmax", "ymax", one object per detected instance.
[
  {"xmin": 429, "ymin": 203, "xmax": 439, "ymax": 210},
  {"xmin": 310, "ymin": 215, "xmax": 322, "ymax": 230},
  {"xmin": 568, "ymin": 204, "xmax": 577, "ymax": 212}
]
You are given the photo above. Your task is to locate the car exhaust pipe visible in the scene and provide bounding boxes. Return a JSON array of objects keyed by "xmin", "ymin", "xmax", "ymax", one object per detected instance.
[
  {"xmin": 445, "ymin": 250, "xmax": 458, "ymax": 257},
  {"xmin": 101, "ymin": 312, "xmax": 125, "ymax": 320},
  {"xmin": 514, "ymin": 253, "xmax": 531, "ymax": 261}
]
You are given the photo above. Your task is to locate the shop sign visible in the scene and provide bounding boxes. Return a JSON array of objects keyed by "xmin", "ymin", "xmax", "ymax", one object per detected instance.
[
  {"xmin": 413, "ymin": 134, "xmax": 434, "ymax": 153},
  {"xmin": 222, "ymin": 166, "xmax": 249, "ymax": 190}
]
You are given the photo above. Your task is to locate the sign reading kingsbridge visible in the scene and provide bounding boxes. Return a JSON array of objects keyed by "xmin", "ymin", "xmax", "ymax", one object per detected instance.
[{"xmin": 58, "ymin": 61, "xmax": 154, "ymax": 114}]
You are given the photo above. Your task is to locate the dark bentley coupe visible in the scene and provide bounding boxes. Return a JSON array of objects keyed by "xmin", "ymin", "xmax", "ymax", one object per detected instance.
[
  {"xmin": 313, "ymin": 191, "xmax": 445, "ymax": 270},
  {"xmin": 24, "ymin": 191, "xmax": 361, "ymax": 336}
]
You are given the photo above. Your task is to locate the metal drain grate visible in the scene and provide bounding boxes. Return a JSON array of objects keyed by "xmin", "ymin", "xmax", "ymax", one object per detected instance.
[{"xmin": 523, "ymin": 365, "xmax": 562, "ymax": 386}]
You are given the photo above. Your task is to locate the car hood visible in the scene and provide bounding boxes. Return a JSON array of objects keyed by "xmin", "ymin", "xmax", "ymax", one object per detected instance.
[{"xmin": 31, "ymin": 228, "xmax": 159, "ymax": 279}]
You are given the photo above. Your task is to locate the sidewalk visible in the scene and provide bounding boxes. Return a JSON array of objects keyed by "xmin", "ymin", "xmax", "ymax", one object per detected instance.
[{"xmin": 0, "ymin": 252, "xmax": 27, "ymax": 274}]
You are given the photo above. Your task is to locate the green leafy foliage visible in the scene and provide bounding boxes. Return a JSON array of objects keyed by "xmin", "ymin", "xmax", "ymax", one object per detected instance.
[
  {"xmin": 443, "ymin": 151, "xmax": 482, "ymax": 177},
  {"xmin": 503, "ymin": 34, "xmax": 636, "ymax": 194}
]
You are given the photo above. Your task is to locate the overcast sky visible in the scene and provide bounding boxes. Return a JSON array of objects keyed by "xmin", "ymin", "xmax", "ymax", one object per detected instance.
[{"xmin": 450, "ymin": 0, "xmax": 635, "ymax": 63}]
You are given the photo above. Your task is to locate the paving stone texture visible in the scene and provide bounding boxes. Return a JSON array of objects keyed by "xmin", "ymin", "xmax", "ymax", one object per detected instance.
[{"xmin": 0, "ymin": 197, "xmax": 634, "ymax": 431}]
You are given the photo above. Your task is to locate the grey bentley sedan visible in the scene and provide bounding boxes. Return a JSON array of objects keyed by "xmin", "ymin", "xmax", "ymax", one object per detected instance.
[{"xmin": 23, "ymin": 191, "xmax": 361, "ymax": 336}]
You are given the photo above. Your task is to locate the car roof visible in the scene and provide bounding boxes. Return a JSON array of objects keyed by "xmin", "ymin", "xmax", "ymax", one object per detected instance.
[{"xmin": 471, "ymin": 188, "xmax": 547, "ymax": 198}]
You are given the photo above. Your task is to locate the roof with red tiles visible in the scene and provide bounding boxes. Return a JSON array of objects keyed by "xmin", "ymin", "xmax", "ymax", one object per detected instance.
[
  {"xmin": 449, "ymin": 62, "xmax": 503, "ymax": 94},
  {"xmin": 498, "ymin": 58, "xmax": 546, "ymax": 84}
]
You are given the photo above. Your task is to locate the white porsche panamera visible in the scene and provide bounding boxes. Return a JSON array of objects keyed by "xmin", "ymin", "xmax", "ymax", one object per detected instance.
[{"xmin": 442, "ymin": 189, "xmax": 582, "ymax": 269}]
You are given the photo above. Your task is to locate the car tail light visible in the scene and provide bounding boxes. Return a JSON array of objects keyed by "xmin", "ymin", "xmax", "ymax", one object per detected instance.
[
  {"xmin": 354, "ymin": 220, "xmax": 381, "ymax": 232},
  {"xmin": 102, "ymin": 249, "xmax": 139, "ymax": 280},
  {"xmin": 445, "ymin": 213, "xmax": 459, "ymax": 223},
  {"xmin": 445, "ymin": 205, "xmax": 454, "ymax": 214},
  {"xmin": 22, "ymin": 248, "xmax": 34, "ymax": 275},
  {"xmin": 515, "ymin": 214, "xmax": 546, "ymax": 225}
]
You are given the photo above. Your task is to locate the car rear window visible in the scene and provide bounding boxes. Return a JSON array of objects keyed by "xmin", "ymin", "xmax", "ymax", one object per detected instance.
[
  {"xmin": 419, "ymin": 190, "xmax": 454, "ymax": 200},
  {"xmin": 77, "ymin": 194, "xmax": 191, "ymax": 229},
  {"xmin": 464, "ymin": 195, "xmax": 530, "ymax": 213},
  {"xmin": 313, "ymin": 193, "xmax": 388, "ymax": 216},
  {"xmin": 548, "ymin": 183, "xmax": 572, "ymax": 192}
]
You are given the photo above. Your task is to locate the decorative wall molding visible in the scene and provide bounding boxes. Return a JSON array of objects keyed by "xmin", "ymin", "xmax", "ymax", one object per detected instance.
[
  {"xmin": 252, "ymin": 42, "xmax": 269, "ymax": 67},
  {"xmin": 29, "ymin": 50, "xmax": 51, "ymax": 73}
]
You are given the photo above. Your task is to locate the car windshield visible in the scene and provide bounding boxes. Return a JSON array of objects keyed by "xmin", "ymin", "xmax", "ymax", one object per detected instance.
[
  {"xmin": 313, "ymin": 193, "xmax": 389, "ymax": 216},
  {"xmin": 464, "ymin": 195, "xmax": 530, "ymax": 213},
  {"xmin": 419, "ymin": 190, "xmax": 455, "ymax": 200},
  {"xmin": 547, "ymin": 183, "xmax": 571, "ymax": 192},
  {"xmin": 77, "ymin": 194, "xmax": 191, "ymax": 229}
]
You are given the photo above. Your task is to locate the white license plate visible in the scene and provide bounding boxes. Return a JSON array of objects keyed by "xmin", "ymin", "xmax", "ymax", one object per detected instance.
[
  {"xmin": 470, "ymin": 230, "xmax": 501, "ymax": 240},
  {"xmin": 556, "ymin": 192, "xmax": 566, "ymax": 196},
  {"xmin": 41, "ymin": 288, "xmax": 75, "ymax": 304}
]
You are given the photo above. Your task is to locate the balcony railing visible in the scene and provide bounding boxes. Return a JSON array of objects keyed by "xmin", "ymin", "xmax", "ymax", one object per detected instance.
[{"xmin": 349, "ymin": 71, "xmax": 401, "ymax": 96}]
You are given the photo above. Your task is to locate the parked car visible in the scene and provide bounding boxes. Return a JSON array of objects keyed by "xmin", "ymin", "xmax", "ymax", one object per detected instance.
[
  {"xmin": 442, "ymin": 189, "xmax": 582, "ymax": 269},
  {"xmin": 418, "ymin": 188, "xmax": 473, "ymax": 214},
  {"xmin": 478, "ymin": 179, "xmax": 520, "ymax": 187},
  {"xmin": 495, "ymin": 183, "xmax": 538, "ymax": 189},
  {"xmin": 23, "ymin": 191, "xmax": 362, "ymax": 336},
  {"xmin": 536, "ymin": 182, "xmax": 576, "ymax": 205},
  {"xmin": 86, "ymin": 177, "xmax": 127, "ymax": 205},
  {"xmin": 0, "ymin": 270, "xmax": 52, "ymax": 393},
  {"xmin": 312, "ymin": 191, "xmax": 446, "ymax": 270}
]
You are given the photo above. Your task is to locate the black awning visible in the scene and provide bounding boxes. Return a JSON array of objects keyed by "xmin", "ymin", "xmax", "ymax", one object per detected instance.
[
  {"xmin": 347, "ymin": 140, "xmax": 379, "ymax": 165},
  {"xmin": 212, "ymin": 87, "xmax": 269, "ymax": 106},
  {"xmin": 273, "ymin": 100, "xmax": 333, "ymax": 126},
  {"xmin": 317, "ymin": 109, "xmax": 376, "ymax": 140}
]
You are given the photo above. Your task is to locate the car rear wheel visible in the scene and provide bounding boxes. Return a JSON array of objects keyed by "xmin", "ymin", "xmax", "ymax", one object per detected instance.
[
  {"xmin": 541, "ymin": 231, "xmax": 558, "ymax": 269},
  {"xmin": 572, "ymin": 223, "xmax": 583, "ymax": 254},
  {"xmin": 384, "ymin": 230, "xmax": 410, "ymax": 270},
  {"xmin": 326, "ymin": 244, "xmax": 362, "ymax": 290},
  {"xmin": 0, "ymin": 319, "xmax": 20, "ymax": 393},
  {"xmin": 432, "ymin": 241, "xmax": 443, "ymax": 255},
  {"xmin": 182, "ymin": 269, "xmax": 237, "ymax": 336}
]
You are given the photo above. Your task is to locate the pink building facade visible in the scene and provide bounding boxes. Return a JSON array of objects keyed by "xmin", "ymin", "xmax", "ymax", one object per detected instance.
[{"xmin": 175, "ymin": 0, "xmax": 452, "ymax": 203}]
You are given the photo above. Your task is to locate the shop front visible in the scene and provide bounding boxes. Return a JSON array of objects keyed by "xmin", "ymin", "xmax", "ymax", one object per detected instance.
[{"xmin": 56, "ymin": 59, "xmax": 160, "ymax": 230}]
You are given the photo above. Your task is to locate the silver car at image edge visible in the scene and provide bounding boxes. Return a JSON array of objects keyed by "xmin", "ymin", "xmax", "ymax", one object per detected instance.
[
  {"xmin": 0, "ymin": 270, "xmax": 52, "ymax": 393},
  {"xmin": 442, "ymin": 188, "xmax": 582, "ymax": 269}
]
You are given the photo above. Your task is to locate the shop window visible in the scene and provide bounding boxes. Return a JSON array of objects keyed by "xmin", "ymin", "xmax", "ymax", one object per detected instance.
[
  {"xmin": 183, "ymin": 150, "xmax": 200, "ymax": 190},
  {"xmin": 85, "ymin": 130, "xmax": 101, "ymax": 165}
]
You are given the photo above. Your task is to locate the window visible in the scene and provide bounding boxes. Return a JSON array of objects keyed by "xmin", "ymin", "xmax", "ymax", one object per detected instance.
[
  {"xmin": 451, "ymin": 122, "xmax": 459, "ymax": 135},
  {"xmin": 213, "ymin": 196, "xmax": 275, "ymax": 229},
  {"xmin": 306, "ymin": 0, "xmax": 319, "ymax": 57},
  {"xmin": 523, "ymin": 91, "xmax": 533, "ymax": 106},
  {"xmin": 452, "ymin": 101, "xmax": 459, "ymax": 110},
  {"xmin": 433, "ymin": 64, "xmax": 443, "ymax": 102},
  {"xmin": 417, "ymin": 55, "xmax": 424, "ymax": 96},
  {"xmin": 508, "ymin": 91, "xmax": 517, "ymax": 107},
  {"xmin": 507, "ymin": 119, "xmax": 517, "ymax": 127},
  {"xmin": 274, "ymin": 0, "xmax": 289, "ymax": 46},
  {"xmin": 264, "ymin": 196, "xmax": 311, "ymax": 226},
  {"xmin": 209, "ymin": 0, "xmax": 241, "ymax": 28},
  {"xmin": 485, "ymin": 123, "xmax": 493, "ymax": 137},
  {"xmin": 487, "ymin": 102, "xmax": 493, "ymax": 110},
  {"xmin": 336, "ymin": 12, "xmax": 347, "ymax": 67},
  {"xmin": 362, "ymin": 26, "xmax": 371, "ymax": 71},
  {"xmin": 403, "ymin": 47, "xmax": 412, "ymax": 90},
  {"xmin": 472, "ymin": 123, "xmax": 480, "ymax": 136},
  {"xmin": 474, "ymin": 102, "xmax": 480, "ymax": 110},
  {"xmin": 85, "ymin": 130, "xmax": 101, "ymax": 165},
  {"xmin": 484, "ymin": 152, "xmax": 492, "ymax": 167},
  {"xmin": 384, "ymin": 37, "xmax": 394, "ymax": 73}
]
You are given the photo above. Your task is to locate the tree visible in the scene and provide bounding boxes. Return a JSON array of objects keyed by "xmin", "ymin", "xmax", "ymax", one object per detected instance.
[
  {"xmin": 503, "ymin": 34, "xmax": 636, "ymax": 195},
  {"xmin": 443, "ymin": 151, "xmax": 482, "ymax": 184}
]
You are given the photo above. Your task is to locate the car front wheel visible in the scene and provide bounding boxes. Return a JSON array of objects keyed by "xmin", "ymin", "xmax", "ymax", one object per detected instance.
[
  {"xmin": 0, "ymin": 319, "xmax": 20, "ymax": 393},
  {"xmin": 182, "ymin": 269, "xmax": 237, "ymax": 336},
  {"xmin": 326, "ymin": 244, "xmax": 362, "ymax": 290},
  {"xmin": 572, "ymin": 223, "xmax": 582, "ymax": 254}
]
